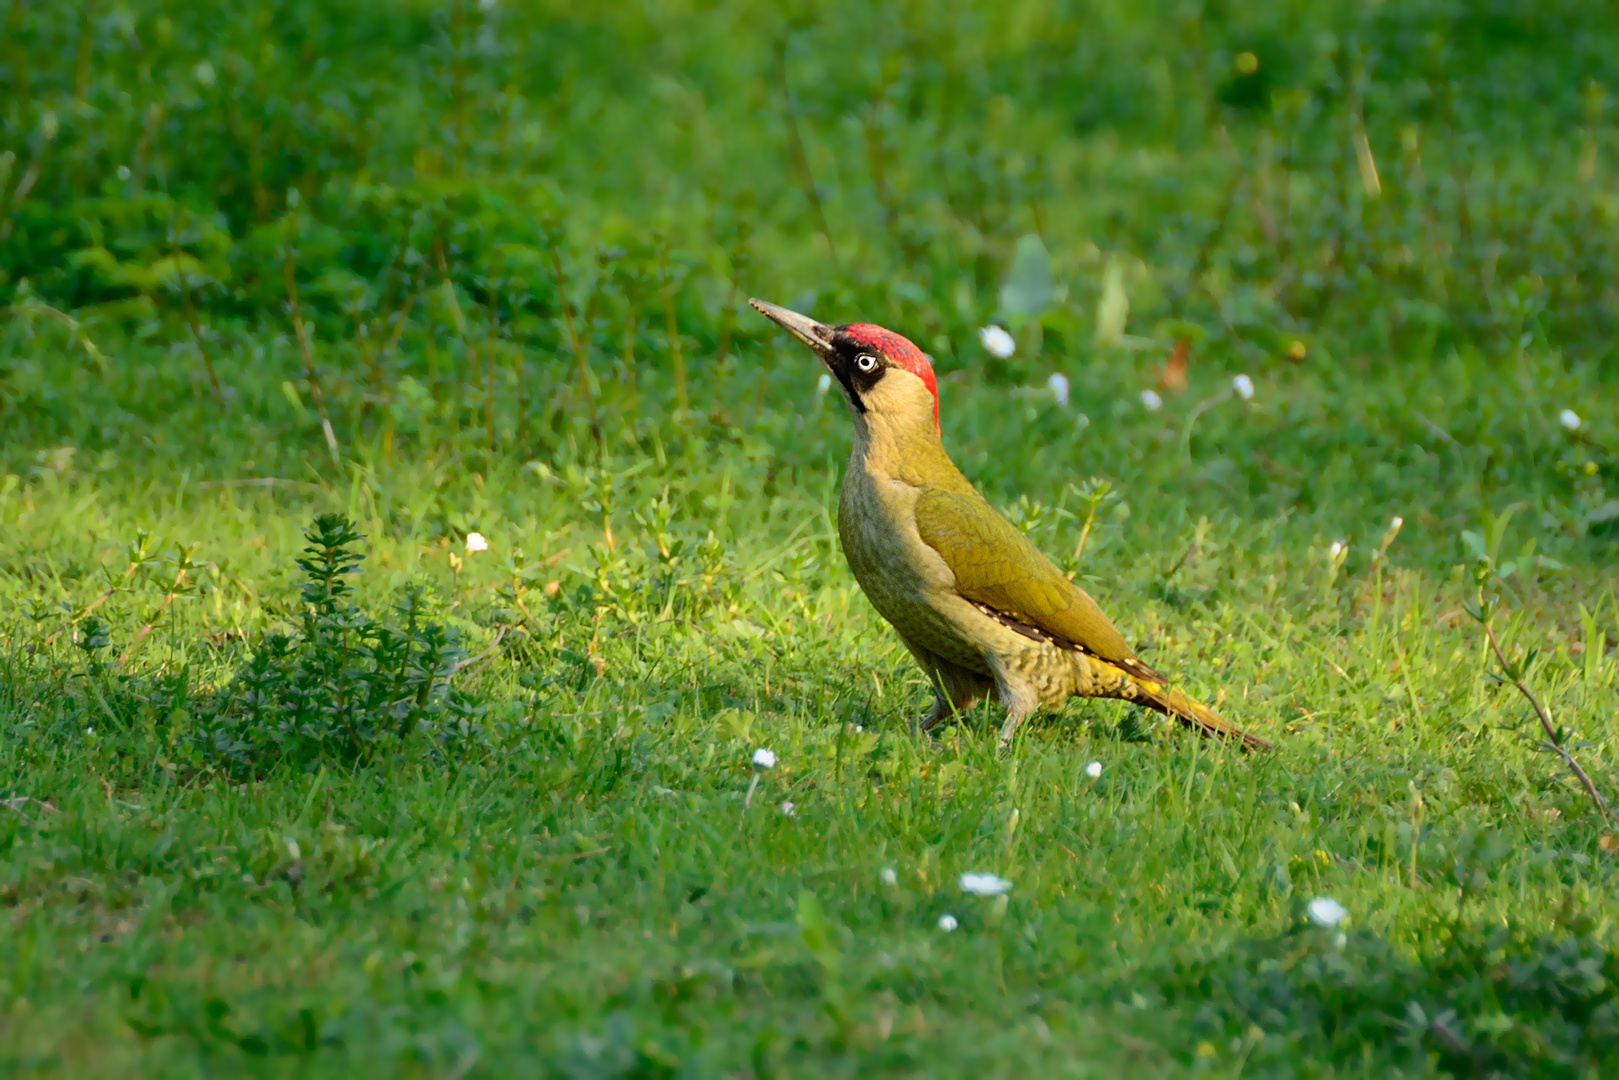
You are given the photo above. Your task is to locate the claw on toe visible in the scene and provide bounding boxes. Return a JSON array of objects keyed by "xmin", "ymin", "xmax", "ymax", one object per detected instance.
[{"xmin": 997, "ymin": 712, "xmax": 1029, "ymax": 748}]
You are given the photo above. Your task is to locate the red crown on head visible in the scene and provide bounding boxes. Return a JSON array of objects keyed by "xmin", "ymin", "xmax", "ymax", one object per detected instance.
[{"xmin": 841, "ymin": 323, "xmax": 938, "ymax": 430}]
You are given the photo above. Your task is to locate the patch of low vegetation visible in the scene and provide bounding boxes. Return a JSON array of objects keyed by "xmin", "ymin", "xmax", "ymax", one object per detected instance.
[
  {"xmin": 36, "ymin": 514, "xmax": 481, "ymax": 777},
  {"xmin": 1163, "ymin": 893, "xmax": 1619, "ymax": 1075},
  {"xmin": 205, "ymin": 513, "xmax": 480, "ymax": 769}
]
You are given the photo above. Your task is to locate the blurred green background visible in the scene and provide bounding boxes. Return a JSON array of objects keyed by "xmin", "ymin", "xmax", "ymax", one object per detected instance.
[{"xmin": 6, "ymin": 1, "xmax": 1619, "ymax": 441}]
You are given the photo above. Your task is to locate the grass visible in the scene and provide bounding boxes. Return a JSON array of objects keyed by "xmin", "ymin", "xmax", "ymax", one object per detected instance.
[
  {"xmin": 3, "ymin": 335, "xmax": 1617, "ymax": 1076},
  {"xmin": 4, "ymin": 1, "xmax": 1619, "ymax": 1076}
]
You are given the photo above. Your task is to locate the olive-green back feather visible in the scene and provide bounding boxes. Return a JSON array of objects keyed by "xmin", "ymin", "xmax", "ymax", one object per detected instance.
[{"xmin": 913, "ymin": 487, "xmax": 1167, "ymax": 683}]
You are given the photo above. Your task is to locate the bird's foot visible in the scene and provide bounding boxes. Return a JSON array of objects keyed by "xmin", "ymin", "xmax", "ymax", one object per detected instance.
[{"xmin": 996, "ymin": 709, "xmax": 1031, "ymax": 749}]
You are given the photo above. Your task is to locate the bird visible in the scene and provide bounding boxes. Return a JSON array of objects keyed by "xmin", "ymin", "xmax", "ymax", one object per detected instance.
[{"xmin": 750, "ymin": 298, "xmax": 1272, "ymax": 751}]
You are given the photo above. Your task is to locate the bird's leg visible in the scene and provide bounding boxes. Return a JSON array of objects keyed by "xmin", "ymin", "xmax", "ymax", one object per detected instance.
[
  {"xmin": 989, "ymin": 658, "xmax": 1041, "ymax": 749},
  {"xmin": 919, "ymin": 668, "xmax": 990, "ymax": 733},
  {"xmin": 900, "ymin": 639, "xmax": 949, "ymax": 734},
  {"xmin": 997, "ymin": 705, "xmax": 1035, "ymax": 748},
  {"xmin": 903, "ymin": 640, "xmax": 991, "ymax": 734}
]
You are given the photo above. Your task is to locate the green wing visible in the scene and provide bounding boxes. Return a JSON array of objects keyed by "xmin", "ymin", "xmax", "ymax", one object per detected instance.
[{"xmin": 913, "ymin": 487, "xmax": 1167, "ymax": 684}]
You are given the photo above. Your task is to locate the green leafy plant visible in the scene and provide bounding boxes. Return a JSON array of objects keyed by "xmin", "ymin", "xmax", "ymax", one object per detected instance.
[
  {"xmin": 207, "ymin": 514, "xmax": 480, "ymax": 769},
  {"xmin": 1467, "ymin": 558, "xmax": 1613, "ymax": 825}
]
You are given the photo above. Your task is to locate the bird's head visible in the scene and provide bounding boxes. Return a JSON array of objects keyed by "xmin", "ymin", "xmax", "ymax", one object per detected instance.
[{"xmin": 750, "ymin": 298, "xmax": 939, "ymax": 434}]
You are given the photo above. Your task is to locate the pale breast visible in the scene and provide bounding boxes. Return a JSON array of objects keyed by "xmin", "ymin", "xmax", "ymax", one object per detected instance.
[{"xmin": 836, "ymin": 466, "xmax": 993, "ymax": 674}]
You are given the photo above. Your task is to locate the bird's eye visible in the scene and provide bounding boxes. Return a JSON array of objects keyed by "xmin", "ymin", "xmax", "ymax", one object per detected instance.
[{"xmin": 855, "ymin": 353, "xmax": 879, "ymax": 373}]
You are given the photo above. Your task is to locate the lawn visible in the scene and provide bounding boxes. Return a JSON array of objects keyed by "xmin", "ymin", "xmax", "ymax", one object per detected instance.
[{"xmin": 3, "ymin": 2, "xmax": 1618, "ymax": 1076}]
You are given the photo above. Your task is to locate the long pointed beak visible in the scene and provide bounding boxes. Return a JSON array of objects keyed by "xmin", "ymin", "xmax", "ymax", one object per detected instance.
[{"xmin": 749, "ymin": 298, "xmax": 835, "ymax": 359}]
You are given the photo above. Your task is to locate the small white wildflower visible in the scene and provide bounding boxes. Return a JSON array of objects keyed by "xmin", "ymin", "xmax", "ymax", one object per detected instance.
[
  {"xmin": 1047, "ymin": 372, "xmax": 1071, "ymax": 408},
  {"xmin": 937, "ymin": 913, "xmax": 958, "ymax": 932},
  {"xmin": 742, "ymin": 749, "xmax": 775, "ymax": 808},
  {"xmin": 780, "ymin": 800, "xmax": 795, "ymax": 817},
  {"xmin": 1306, "ymin": 896, "xmax": 1348, "ymax": 928},
  {"xmin": 1232, "ymin": 373, "xmax": 1255, "ymax": 401},
  {"xmin": 1328, "ymin": 540, "xmax": 1346, "ymax": 560},
  {"xmin": 816, "ymin": 373, "xmax": 832, "ymax": 396},
  {"xmin": 85, "ymin": 727, "xmax": 94, "ymax": 736},
  {"xmin": 194, "ymin": 60, "xmax": 216, "ymax": 87},
  {"xmin": 1559, "ymin": 408, "xmax": 1582, "ymax": 432},
  {"xmin": 464, "ymin": 531, "xmax": 489, "ymax": 553},
  {"xmin": 1139, "ymin": 388, "xmax": 1163, "ymax": 412},
  {"xmin": 1390, "ymin": 515, "xmax": 1403, "ymax": 530},
  {"xmin": 959, "ymin": 872, "xmax": 1013, "ymax": 896},
  {"xmin": 1333, "ymin": 932, "xmax": 1348, "ymax": 949},
  {"xmin": 979, "ymin": 325, "xmax": 1016, "ymax": 359},
  {"xmin": 1085, "ymin": 760, "xmax": 1103, "ymax": 779},
  {"xmin": 285, "ymin": 838, "xmax": 301, "ymax": 861},
  {"xmin": 880, "ymin": 867, "xmax": 898, "ymax": 886}
]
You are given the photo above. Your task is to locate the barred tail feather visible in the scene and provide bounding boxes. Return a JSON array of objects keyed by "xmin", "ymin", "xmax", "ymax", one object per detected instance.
[{"xmin": 1130, "ymin": 679, "xmax": 1273, "ymax": 751}]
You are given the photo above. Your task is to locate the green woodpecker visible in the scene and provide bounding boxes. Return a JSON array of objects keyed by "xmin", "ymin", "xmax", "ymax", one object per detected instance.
[{"xmin": 751, "ymin": 298, "xmax": 1271, "ymax": 750}]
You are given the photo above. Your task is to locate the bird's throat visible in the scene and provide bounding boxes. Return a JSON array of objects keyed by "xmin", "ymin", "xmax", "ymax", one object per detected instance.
[{"xmin": 846, "ymin": 409, "xmax": 974, "ymax": 495}]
